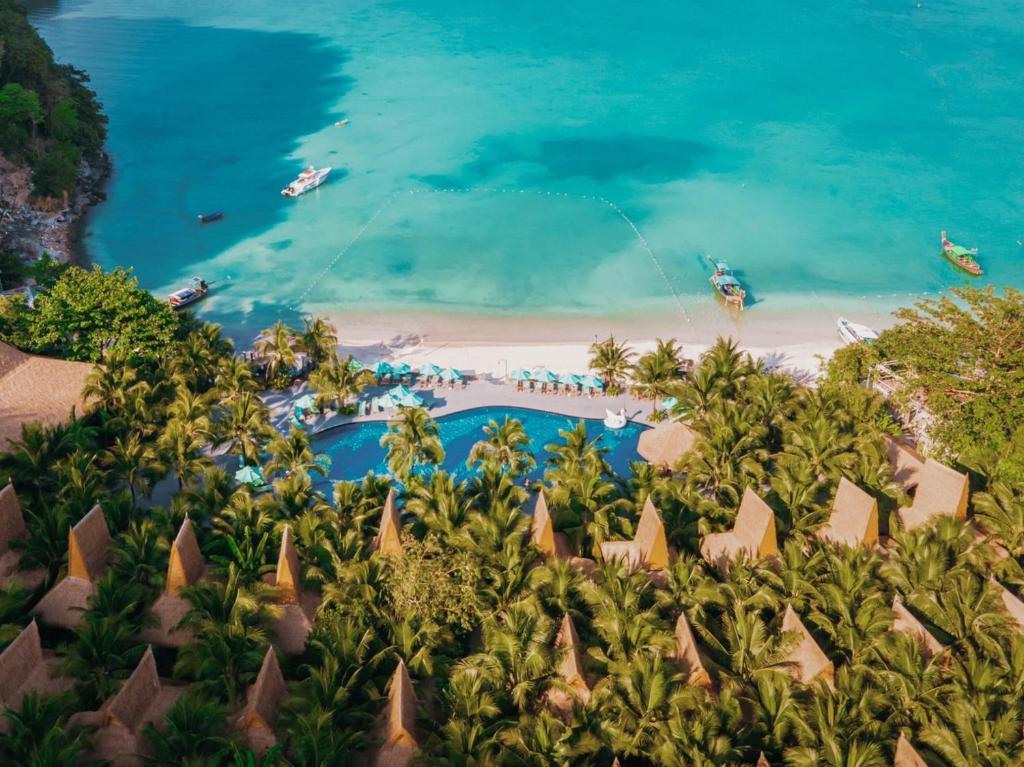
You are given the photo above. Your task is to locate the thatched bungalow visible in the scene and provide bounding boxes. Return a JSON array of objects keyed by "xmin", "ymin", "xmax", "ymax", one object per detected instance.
[
  {"xmin": 373, "ymin": 489, "xmax": 404, "ymax": 556},
  {"xmin": 891, "ymin": 597, "xmax": 944, "ymax": 659},
  {"xmin": 637, "ymin": 420, "xmax": 698, "ymax": 471},
  {"xmin": 780, "ymin": 605, "xmax": 834, "ymax": 688},
  {"xmin": 374, "ymin": 659, "xmax": 419, "ymax": 767},
  {"xmin": 33, "ymin": 504, "xmax": 111, "ymax": 629},
  {"xmin": 673, "ymin": 611, "xmax": 711, "ymax": 687},
  {"xmin": 269, "ymin": 525, "xmax": 319, "ymax": 654},
  {"xmin": 0, "ymin": 341, "xmax": 92, "ymax": 448},
  {"xmin": 138, "ymin": 516, "xmax": 205, "ymax": 648},
  {"xmin": 547, "ymin": 614, "xmax": 591, "ymax": 716},
  {"xmin": 600, "ymin": 497, "xmax": 670, "ymax": 572},
  {"xmin": 0, "ymin": 482, "xmax": 45, "ymax": 591},
  {"xmin": 894, "ymin": 733, "xmax": 929, "ymax": 767},
  {"xmin": 817, "ymin": 478, "xmax": 879, "ymax": 548},
  {"xmin": 700, "ymin": 488, "xmax": 778, "ymax": 570},
  {"xmin": 530, "ymin": 490, "xmax": 569, "ymax": 559},
  {"xmin": 896, "ymin": 459, "xmax": 969, "ymax": 531},
  {"xmin": 236, "ymin": 648, "xmax": 287, "ymax": 758},
  {"xmin": 885, "ymin": 436, "xmax": 925, "ymax": 492},
  {"xmin": 0, "ymin": 621, "xmax": 70, "ymax": 713}
]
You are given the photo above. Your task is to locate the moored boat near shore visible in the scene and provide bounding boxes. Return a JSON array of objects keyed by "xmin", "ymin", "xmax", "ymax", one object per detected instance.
[
  {"xmin": 281, "ymin": 166, "xmax": 331, "ymax": 197},
  {"xmin": 168, "ymin": 276, "xmax": 208, "ymax": 309},
  {"xmin": 837, "ymin": 317, "xmax": 879, "ymax": 345},
  {"xmin": 709, "ymin": 260, "xmax": 746, "ymax": 310},
  {"xmin": 940, "ymin": 230, "xmax": 983, "ymax": 276}
]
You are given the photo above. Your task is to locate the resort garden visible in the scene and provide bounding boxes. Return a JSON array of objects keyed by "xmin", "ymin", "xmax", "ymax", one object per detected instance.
[{"xmin": 0, "ymin": 282, "xmax": 1022, "ymax": 766}]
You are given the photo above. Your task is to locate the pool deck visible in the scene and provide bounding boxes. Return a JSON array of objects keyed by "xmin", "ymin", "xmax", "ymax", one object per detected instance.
[{"xmin": 264, "ymin": 377, "xmax": 655, "ymax": 437}]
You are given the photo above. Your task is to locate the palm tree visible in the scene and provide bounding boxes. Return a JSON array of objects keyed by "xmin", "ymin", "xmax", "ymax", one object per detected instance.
[
  {"xmin": 380, "ymin": 407, "xmax": 445, "ymax": 480},
  {"xmin": 216, "ymin": 357, "xmax": 259, "ymax": 401},
  {"xmin": 168, "ymin": 325, "xmax": 233, "ymax": 392},
  {"xmin": 467, "ymin": 417, "xmax": 535, "ymax": 477},
  {"xmin": 300, "ymin": 316, "xmax": 339, "ymax": 366},
  {"xmin": 158, "ymin": 418, "xmax": 210, "ymax": 489},
  {"xmin": 588, "ymin": 335, "xmax": 635, "ymax": 393},
  {"xmin": 0, "ymin": 692, "xmax": 92, "ymax": 766},
  {"xmin": 102, "ymin": 431, "xmax": 161, "ymax": 504},
  {"xmin": 141, "ymin": 691, "xmax": 233, "ymax": 766},
  {"xmin": 217, "ymin": 391, "xmax": 272, "ymax": 467},
  {"xmin": 309, "ymin": 353, "xmax": 373, "ymax": 411},
  {"xmin": 631, "ymin": 337, "xmax": 688, "ymax": 412},
  {"xmin": 265, "ymin": 427, "xmax": 324, "ymax": 480},
  {"xmin": 405, "ymin": 471, "xmax": 471, "ymax": 537},
  {"xmin": 60, "ymin": 612, "xmax": 146, "ymax": 708},
  {"xmin": 254, "ymin": 321, "xmax": 299, "ymax": 383}
]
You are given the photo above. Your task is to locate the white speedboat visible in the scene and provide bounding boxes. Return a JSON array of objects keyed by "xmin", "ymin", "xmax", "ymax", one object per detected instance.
[
  {"xmin": 281, "ymin": 166, "xmax": 331, "ymax": 197},
  {"xmin": 837, "ymin": 317, "xmax": 879, "ymax": 345},
  {"xmin": 604, "ymin": 408, "xmax": 627, "ymax": 430}
]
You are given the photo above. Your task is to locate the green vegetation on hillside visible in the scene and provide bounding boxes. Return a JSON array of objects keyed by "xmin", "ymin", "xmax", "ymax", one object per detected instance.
[{"xmin": 0, "ymin": 0, "xmax": 107, "ymax": 197}]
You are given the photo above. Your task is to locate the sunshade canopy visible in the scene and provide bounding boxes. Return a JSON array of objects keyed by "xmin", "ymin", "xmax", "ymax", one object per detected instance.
[
  {"xmin": 391, "ymin": 362, "xmax": 412, "ymax": 375},
  {"xmin": 580, "ymin": 374, "xmax": 605, "ymax": 389},
  {"xmin": 531, "ymin": 368, "xmax": 558, "ymax": 383},
  {"xmin": 294, "ymin": 394, "xmax": 316, "ymax": 410},
  {"xmin": 439, "ymin": 367, "xmax": 463, "ymax": 382},
  {"xmin": 510, "ymin": 368, "xmax": 532, "ymax": 380},
  {"xmin": 371, "ymin": 360, "xmax": 394, "ymax": 376},
  {"xmin": 234, "ymin": 465, "xmax": 266, "ymax": 486},
  {"xmin": 418, "ymin": 362, "xmax": 443, "ymax": 376}
]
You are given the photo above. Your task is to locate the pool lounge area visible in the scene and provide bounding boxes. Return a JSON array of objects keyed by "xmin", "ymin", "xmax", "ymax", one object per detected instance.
[{"xmin": 312, "ymin": 406, "xmax": 649, "ymax": 482}]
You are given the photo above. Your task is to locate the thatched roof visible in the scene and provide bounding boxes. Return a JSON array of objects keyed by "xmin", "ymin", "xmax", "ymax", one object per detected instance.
[
  {"xmin": 375, "ymin": 659, "xmax": 419, "ymax": 767},
  {"xmin": 104, "ymin": 647, "xmax": 161, "ymax": 731},
  {"xmin": 138, "ymin": 594, "xmax": 194, "ymax": 649},
  {"xmin": 891, "ymin": 597, "xmax": 944, "ymax": 659},
  {"xmin": 530, "ymin": 490, "xmax": 556, "ymax": 555},
  {"xmin": 68, "ymin": 504, "xmax": 111, "ymax": 581},
  {"xmin": 0, "ymin": 341, "xmax": 92, "ymax": 448},
  {"xmin": 274, "ymin": 525, "xmax": 302, "ymax": 604},
  {"xmin": 991, "ymin": 578, "xmax": 1024, "ymax": 632},
  {"xmin": 237, "ymin": 648, "xmax": 286, "ymax": 757},
  {"xmin": 555, "ymin": 614, "xmax": 590, "ymax": 700},
  {"xmin": 757, "ymin": 755, "xmax": 771, "ymax": 767},
  {"xmin": 700, "ymin": 488, "xmax": 778, "ymax": 569},
  {"xmin": 780, "ymin": 605, "xmax": 834, "ymax": 687},
  {"xmin": 0, "ymin": 482, "xmax": 27, "ymax": 554},
  {"xmin": 674, "ymin": 611, "xmax": 710, "ymax": 687},
  {"xmin": 600, "ymin": 498, "xmax": 670, "ymax": 572},
  {"xmin": 0, "ymin": 621, "xmax": 67, "ymax": 709},
  {"xmin": 885, "ymin": 436, "xmax": 925, "ymax": 491},
  {"xmin": 374, "ymin": 489, "xmax": 403, "ymax": 556},
  {"xmin": 273, "ymin": 599, "xmax": 316, "ymax": 655},
  {"xmin": 894, "ymin": 733, "xmax": 928, "ymax": 767},
  {"xmin": 897, "ymin": 459, "xmax": 969, "ymax": 531},
  {"xmin": 166, "ymin": 516, "xmax": 204, "ymax": 594},
  {"xmin": 637, "ymin": 420, "xmax": 698, "ymax": 470},
  {"xmin": 817, "ymin": 478, "xmax": 878, "ymax": 548},
  {"xmin": 32, "ymin": 576, "xmax": 95, "ymax": 630}
]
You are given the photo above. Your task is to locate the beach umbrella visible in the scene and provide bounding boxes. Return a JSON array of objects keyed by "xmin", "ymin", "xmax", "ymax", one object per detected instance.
[
  {"xmin": 580, "ymin": 374, "xmax": 605, "ymax": 390},
  {"xmin": 661, "ymin": 396, "xmax": 679, "ymax": 410},
  {"xmin": 510, "ymin": 368, "xmax": 532, "ymax": 381},
  {"xmin": 391, "ymin": 361, "xmax": 412, "ymax": 376},
  {"xmin": 418, "ymin": 362, "xmax": 443, "ymax": 377},
  {"xmin": 234, "ymin": 465, "xmax": 266, "ymax": 487},
  {"xmin": 438, "ymin": 367, "xmax": 463, "ymax": 383},
  {"xmin": 294, "ymin": 394, "xmax": 316, "ymax": 411},
  {"xmin": 396, "ymin": 391, "xmax": 424, "ymax": 408},
  {"xmin": 371, "ymin": 360, "xmax": 393, "ymax": 377},
  {"xmin": 388, "ymin": 384, "xmax": 414, "ymax": 399},
  {"xmin": 531, "ymin": 368, "xmax": 558, "ymax": 383},
  {"xmin": 558, "ymin": 372, "xmax": 581, "ymax": 386},
  {"xmin": 348, "ymin": 358, "xmax": 365, "ymax": 371}
]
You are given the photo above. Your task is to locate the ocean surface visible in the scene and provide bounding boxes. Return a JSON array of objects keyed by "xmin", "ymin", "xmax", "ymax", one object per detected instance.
[{"xmin": 27, "ymin": 0, "xmax": 1024, "ymax": 341}]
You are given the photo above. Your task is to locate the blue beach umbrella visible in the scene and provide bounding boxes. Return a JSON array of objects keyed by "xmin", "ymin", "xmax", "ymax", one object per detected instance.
[
  {"xmin": 348, "ymin": 358, "xmax": 365, "ymax": 371},
  {"xmin": 294, "ymin": 394, "xmax": 316, "ymax": 411},
  {"xmin": 558, "ymin": 372, "xmax": 581, "ymax": 386},
  {"xmin": 234, "ymin": 465, "xmax": 266, "ymax": 487},
  {"xmin": 531, "ymin": 368, "xmax": 558, "ymax": 384},
  {"xmin": 418, "ymin": 362, "xmax": 443, "ymax": 377},
  {"xmin": 438, "ymin": 367, "xmax": 463, "ymax": 383},
  {"xmin": 396, "ymin": 391, "xmax": 424, "ymax": 408},
  {"xmin": 391, "ymin": 361, "xmax": 412, "ymax": 376},
  {"xmin": 579, "ymin": 374, "xmax": 605, "ymax": 390},
  {"xmin": 388, "ymin": 384, "xmax": 414, "ymax": 399},
  {"xmin": 371, "ymin": 360, "xmax": 393, "ymax": 377},
  {"xmin": 661, "ymin": 396, "xmax": 679, "ymax": 410},
  {"xmin": 510, "ymin": 368, "xmax": 532, "ymax": 381}
]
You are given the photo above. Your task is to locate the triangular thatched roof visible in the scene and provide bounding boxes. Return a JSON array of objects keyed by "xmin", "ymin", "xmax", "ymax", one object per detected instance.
[
  {"xmin": 673, "ymin": 611, "xmax": 710, "ymax": 687},
  {"xmin": 375, "ymin": 659, "xmax": 419, "ymax": 767},
  {"xmin": 637, "ymin": 420, "xmax": 698, "ymax": 470},
  {"xmin": 68, "ymin": 504, "xmax": 111, "ymax": 581},
  {"xmin": 780, "ymin": 605, "xmax": 834, "ymax": 687},
  {"xmin": 0, "ymin": 482, "xmax": 27, "ymax": 554},
  {"xmin": 31, "ymin": 575, "xmax": 95, "ymax": 630},
  {"xmin": 891, "ymin": 597, "xmax": 944, "ymax": 659},
  {"xmin": 0, "ymin": 620, "xmax": 68, "ymax": 710},
  {"xmin": 896, "ymin": 459, "xmax": 969, "ymax": 531},
  {"xmin": 700, "ymin": 488, "xmax": 778, "ymax": 568},
  {"xmin": 991, "ymin": 578, "xmax": 1024, "ymax": 632},
  {"xmin": 885, "ymin": 436, "xmax": 925, "ymax": 491},
  {"xmin": 104, "ymin": 647, "xmax": 161, "ymax": 732},
  {"xmin": 894, "ymin": 733, "xmax": 928, "ymax": 767},
  {"xmin": 374, "ymin": 489, "xmax": 403, "ymax": 556},
  {"xmin": 817, "ymin": 478, "xmax": 878, "ymax": 548},
  {"xmin": 166, "ymin": 516, "xmax": 204, "ymax": 594},
  {"xmin": 237, "ymin": 648, "xmax": 286, "ymax": 757},
  {"xmin": 555, "ymin": 614, "xmax": 590, "ymax": 700},
  {"xmin": 634, "ymin": 497, "xmax": 669, "ymax": 570},
  {"xmin": 275, "ymin": 525, "xmax": 302, "ymax": 605},
  {"xmin": 757, "ymin": 754, "xmax": 771, "ymax": 767},
  {"xmin": 530, "ymin": 490, "xmax": 557, "ymax": 556}
]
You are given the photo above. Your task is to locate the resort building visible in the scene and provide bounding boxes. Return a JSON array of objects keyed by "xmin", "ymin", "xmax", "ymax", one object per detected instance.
[
  {"xmin": 138, "ymin": 516, "xmax": 205, "ymax": 648},
  {"xmin": 0, "ymin": 482, "xmax": 44, "ymax": 591},
  {"xmin": 816, "ymin": 478, "xmax": 879, "ymax": 548},
  {"xmin": 374, "ymin": 659, "xmax": 420, "ymax": 767},
  {"xmin": 894, "ymin": 733, "xmax": 929, "ymax": 767},
  {"xmin": 891, "ymin": 597, "xmax": 944, "ymax": 659},
  {"xmin": 548, "ymin": 614, "xmax": 592, "ymax": 715},
  {"xmin": 236, "ymin": 648, "xmax": 287, "ymax": 757},
  {"xmin": 268, "ymin": 525, "xmax": 319, "ymax": 654},
  {"xmin": 374, "ymin": 489, "xmax": 404, "ymax": 556},
  {"xmin": 896, "ymin": 459, "xmax": 969, "ymax": 531},
  {"xmin": 780, "ymin": 606, "xmax": 834, "ymax": 688},
  {"xmin": 600, "ymin": 497, "xmax": 671, "ymax": 572},
  {"xmin": 636, "ymin": 420, "xmax": 699, "ymax": 470},
  {"xmin": 700, "ymin": 488, "xmax": 778, "ymax": 569},
  {"xmin": 673, "ymin": 610, "xmax": 711, "ymax": 688},
  {"xmin": 0, "ymin": 621, "xmax": 70, "ymax": 714}
]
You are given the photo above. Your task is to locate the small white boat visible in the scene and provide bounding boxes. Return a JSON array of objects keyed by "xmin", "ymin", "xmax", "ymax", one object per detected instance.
[
  {"xmin": 281, "ymin": 166, "xmax": 331, "ymax": 197},
  {"xmin": 837, "ymin": 317, "xmax": 879, "ymax": 345},
  {"xmin": 168, "ymin": 276, "xmax": 209, "ymax": 310},
  {"xmin": 334, "ymin": 118, "xmax": 350, "ymax": 127},
  {"xmin": 603, "ymin": 408, "xmax": 627, "ymax": 430}
]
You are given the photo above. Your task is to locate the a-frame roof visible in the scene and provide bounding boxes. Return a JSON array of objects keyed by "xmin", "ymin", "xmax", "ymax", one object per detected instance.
[
  {"xmin": 68, "ymin": 504, "xmax": 111, "ymax": 581},
  {"xmin": 374, "ymin": 489, "xmax": 403, "ymax": 556},
  {"xmin": 166, "ymin": 515, "xmax": 205, "ymax": 594},
  {"xmin": 781, "ymin": 605, "xmax": 834, "ymax": 686},
  {"xmin": 275, "ymin": 525, "xmax": 302, "ymax": 604},
  {"xmin": 634, "ymin": 497, "xmax": 669, "ymax": 570}
]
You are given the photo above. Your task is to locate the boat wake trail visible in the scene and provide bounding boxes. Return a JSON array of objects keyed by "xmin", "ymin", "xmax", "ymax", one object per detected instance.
[{"xmin": 292, "ymin": 187, "xmax": 691, "ymax": 327}]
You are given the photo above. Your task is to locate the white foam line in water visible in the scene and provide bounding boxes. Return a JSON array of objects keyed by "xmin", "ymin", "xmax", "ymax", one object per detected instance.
[{"xmin": 292, "ymin": 187, "xmax": 691, "ymax": 327}]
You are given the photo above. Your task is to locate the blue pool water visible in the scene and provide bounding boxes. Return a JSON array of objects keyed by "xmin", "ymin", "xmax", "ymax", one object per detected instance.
[
  {"xmin": 313, "ymin": 407, "xmax": 647, "ymax": 483},
  {"xmin": 27, "ymin": 1, "xmax": 1024, "ymax": 341}
]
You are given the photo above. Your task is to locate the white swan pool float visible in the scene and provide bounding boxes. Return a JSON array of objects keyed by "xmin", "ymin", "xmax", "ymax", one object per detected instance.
[{"xmin": 603, "ymin": 408, "xmax": 627, "ymax": 430}]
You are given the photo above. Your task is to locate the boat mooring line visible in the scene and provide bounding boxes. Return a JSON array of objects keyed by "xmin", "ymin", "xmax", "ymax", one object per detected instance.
[{"xmin": 293, "ymin": 186, "xmax": 690, "ymax": 327}]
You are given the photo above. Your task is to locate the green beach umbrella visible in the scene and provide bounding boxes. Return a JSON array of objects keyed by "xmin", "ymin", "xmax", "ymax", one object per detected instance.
[
  {"xmin": 531, "ymin": 368, "xmax": 558, "ymax": 383},
  {"xmin": 418, "ymin": 362, "xmax": 443, "ymax": 377},
  {"xmin": 234, "ymin": 465, "xmax": 266, "ymax": 487},
  {"xmin": 510, "ymin": 368, "xmax": 532, "ymax": 381},
  {"xmin": 388, "ymin": 384, "xmax": 414, "ymax": 399},
  {"xmin": 294, "ymin": 394, "xmax": 316, "ymax": 411},
  {"xmin": 580, "ymin": 374, "xmax": 605, "ymax": 390},
  {"xmin": 396, "ymin": 391, "xmax": 424, "ymax": 407},
  {"xmin": 558, "ymin": 372, "xmax": 581, "ymax": 386},
  {"xmin": 392, "ymin": 361, "xmax": 412, "ymax": 376},
  {"xmin": 372, "ymin": 360, "xmax": 394, "ymax": 377},
  {"xmin": 439, "ymin": 367, "xmax": 463, "ymax": 382}
]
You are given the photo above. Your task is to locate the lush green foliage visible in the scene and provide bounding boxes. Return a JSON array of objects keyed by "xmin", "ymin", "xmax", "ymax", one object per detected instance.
[{"xmin": 0, "ymin": 0, "xmax": 107, "ymax": 196}]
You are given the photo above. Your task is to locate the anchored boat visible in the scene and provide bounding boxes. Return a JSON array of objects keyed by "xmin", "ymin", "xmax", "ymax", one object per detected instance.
[
  {"xmin": 281, "ymin": 166, "xmax": 331, "ymax": 197},
  {"xmin": 709, "ymin": 260, "xmax": 746, "ymax": 310},
  {"xmin": 168, "ymin": 276, "xmax": 208, "ymax": 310},
  {"xmin": 197, "ymin": 211, "xmax": 223, "ymax": 223},
  {"xmin": 837, "ymin": 317, "xmax": 879, "ymax": 345},
  {"xmin": 940, "ymin": 230, "xmax": 983, "ymax": 276}
]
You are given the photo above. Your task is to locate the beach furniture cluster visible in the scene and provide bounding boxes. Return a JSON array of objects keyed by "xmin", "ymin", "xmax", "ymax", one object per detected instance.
[{"xmin": 509, "ymin": 367, "xmax": 606, "ymax": 396}]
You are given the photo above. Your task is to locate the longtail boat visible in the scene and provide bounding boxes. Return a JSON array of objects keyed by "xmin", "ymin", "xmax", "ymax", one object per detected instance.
[
  {"xmin": 709, "ymin": 259, "xmax": 746, "ymax": 310},
  {"xmin": 940, "ymin": 230, "xmax": 983, "ymax": 276},
  {"xmin": 168, "ymin": 276, "xmax": 209, "ymax": 310}
]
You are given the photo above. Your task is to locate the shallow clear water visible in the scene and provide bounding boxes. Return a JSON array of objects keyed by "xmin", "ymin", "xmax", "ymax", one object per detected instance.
[
  {"xmin": 313, "ymin": 406, "xmax": 646, "ymax": 482},
  {"xmin": 27, "ymin": 0, "xmax": 1024, "ymax": 340}
]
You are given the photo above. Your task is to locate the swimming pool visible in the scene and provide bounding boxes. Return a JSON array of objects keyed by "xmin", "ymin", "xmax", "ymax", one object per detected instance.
[{"xmin": 313, "ymin": 406, "xmax": 648, "ymax": 483}]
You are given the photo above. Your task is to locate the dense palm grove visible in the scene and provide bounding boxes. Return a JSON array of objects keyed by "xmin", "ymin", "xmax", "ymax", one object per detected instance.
[{"xmin": 1, "ymin": 307, "xmax": 1023, "ymax": 765}]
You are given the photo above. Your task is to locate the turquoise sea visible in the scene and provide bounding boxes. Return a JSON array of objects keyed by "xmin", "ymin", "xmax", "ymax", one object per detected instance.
[{"xmin": 27, "ymin": 0, "xmax": 1024, "ymax": 341}]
